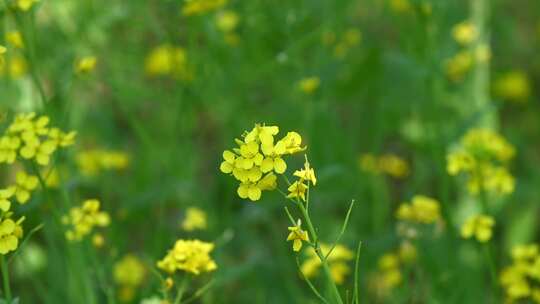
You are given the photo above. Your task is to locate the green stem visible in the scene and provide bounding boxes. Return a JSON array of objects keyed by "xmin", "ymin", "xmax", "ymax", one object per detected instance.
[
  {"xmin": 1, "ymin": 255, "xmax": 12, "ymax": 303},
  {"xmin": 173, "ymin": 276, "xmax": 189, "ymax": 304},
  {"xmin": 296, "ymin": 201, "xmax": 343, "ymax": 304}
]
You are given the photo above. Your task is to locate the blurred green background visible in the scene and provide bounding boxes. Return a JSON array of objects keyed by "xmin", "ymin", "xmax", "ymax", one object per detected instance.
[{"xmin": 2, "ymin": 0, "xmax": 540, "ymax": 303}]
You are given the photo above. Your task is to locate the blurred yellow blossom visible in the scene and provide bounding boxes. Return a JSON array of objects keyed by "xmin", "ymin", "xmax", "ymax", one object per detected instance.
[
  {"xmin": 461, "ymin": 214, "xmax": 495, "ymax": 242},
  {"xmin": 75, "ymin": 56, "xmax": 97, "ymax": 74},
  {"xmin": 0, "ymin": 188, "xmax": 16, "ymax": 212},
  {"xmin": 6, "ymin": 31, "xmax": 24, "ymax": 49},
  {"xmin": 389, "ymin": 0, "xmax": 412, "ymax": 13},
  {"xmin": 0, "ymin": 45, "xmax": 6, "ymax": 69},
  {"xmin": 76, "ymin": 149, "xmax": 130, "ymax": 176},
  {"xmin": 452, "ymin": 21, "xmax": 478, "ymax": 46},
  {"xmin": 301, "ymin": 243, "xmax": 353, "ymax": 284},
  {"xmin": 298, "ymin": 77, "xmax": 320, "ymax": 95},
  {"xmin": 13, "ymin": 170, "xmax": 39, "ymax": 204},
  {"xmin": 216, "ymin": 10, "xmax": 239, "ymax": 32},
  {"xmin": 92, "ymin": 233, "xmax": 105, "ymax": 248},
  {"xmin": 157, "ymin": 239, "xmax": 217, "ymax": 275},
  {"xmin": 333, "ymin": 28, "xmax": 362, "ymax": 58},
  {"xmin": 114, "ymin": 254, "xmax": 146, "ymax": 302},
  {"xmin": 181, "ymin": 207, "xmax": 207, "ymax": 231},
  {"xmin": 396, "ymin": 195, "xmax": 441, "ymax": 224},
  {"xmin": 17, "ymin": 0, "xmax": 39, "ymax": 11},
  {"xmin": 62, "ymin": 199, "xmax": 110, "ymax": 241},
  {"xmin": 445, "ymin": 51, "xmax": 473, "ymax": 82},
  {"xmin": 500, "ymin": 243, "xmax": 540, "ymax": 302},
  {"xmin": 359, "ymin": 153, "xmax": 409, "ymax": 178},
  {"xmin": 145, "ymin": 45, "xmax": 191, "ymax": 80},
  {"xmin": 182, "ymin": 0, "xmax": 227, "ymax": 16},
  {"xmin": 286, "ymin": 219, "xmax": 309, "ymax": 252},
  {"xmin": 494, "ymin": 70, "xmax": 531, "ymax": 102}
]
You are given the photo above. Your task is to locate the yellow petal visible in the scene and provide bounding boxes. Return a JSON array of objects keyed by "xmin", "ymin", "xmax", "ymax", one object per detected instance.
[
  {"xmin": 248, "ymin": 186, "xmax": 261, "ymax": 201},
  {"xmin": 274, "ymin": 158, "xmax": 287, "ymax": 174},
  {"xmin": 293, "ymin": 239, "xmax": 302, "ymax": 252}
]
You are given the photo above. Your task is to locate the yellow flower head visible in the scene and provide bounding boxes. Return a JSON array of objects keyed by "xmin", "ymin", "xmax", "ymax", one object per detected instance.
[
  {"xmin": 114, "ymin": 254, "xmax": 146, "ymax": 287},
  {"xmin": 286, "ymin": 219, "xmax": 309, "ymax": 252},
  {"xmin": 0, "ymin": 187, "xmax": 16, "ymax": 212},
  {"xmin": 0, "ymin": 215, "xmax": 24, "ymax": 255},
  {"xmin": 13, "ymin": 170, "xmax": 39, "ymax": 204},
  {"xmin": 75, "ymin": 56, "xmax": 97, "ymax": 74},
  {"xmin": 287, "ymin": 180, "xmax": 308, "ymax": 202},
  {"xmin": 157, "ymin": 239, "xmax": 217, "ymax": 275},
  {"xmin": 298, "ymin": 77, "xmax": 320, "ymax": 95},
  {"xmin": 293, "ymin": 159, "xmax": 317, "ymax": 186},
  {"xmin": 452, "ymin": 21, "xmax": 478, "ymax": 46},
  {"xmin": 17, "ymin": 0, "xmax": 39, "ymax": 11},
  {"xmin": 62, "ymin": 199, "xmax": 110, "ymax": 241},
  {"xmin": 396, "ymin": 195, "xmax": 441, "ymax": 224},
  {"xmin": 500, "ymin": 244, "xmax": 540, "ymax": 302},
  {"xmin": 145, "ymin": 45, "xmax": 191, "ymax": 80},
  {"xmin": 461, "ymin": 214, "xmax": 495, "ymax": 242},
  {"xmin": 0, "ymin": 55, "xmax": 28, "ymax": 79},
  {"xmin": 358, "ymin": 153, "xmax": 409, "ymax": 178},
  {"xmin": 76, "ymin": 149, "xmax": 130, "ymax": 177},
  {"xmin": 494, "ymin": 70, "xmax": 531, "ymax": 102},
  {"xmin": 216, "ymin": 10, "xmax": 239, "ymax": 33},
  {"xmin": 6, "ymin": 31, "xmax": 24, "ymax": 49},
  {"xmin": 220, "ymin": 124, "xmax": 305, "ymax": 201},
  {"xmin": 445, "ymin": 50, "xmax": 473, "ymax": 82},
  {"xmin": 182, "ymin": 0, "xmax": 227, "ymax": 16},
  {"xmin": 389, "ymin": 0, "xmax": 412, "ymax": 13},
  {"xmin": 181, "ymin": 207, "xmax": 207, "ymax": 231}
]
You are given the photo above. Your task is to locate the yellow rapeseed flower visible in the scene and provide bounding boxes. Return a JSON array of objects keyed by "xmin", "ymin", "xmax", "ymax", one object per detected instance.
[
  {"xmin": 17, "ymin": 0, "xmax": 39, "ymax": 11},
  {"xmin": 157, "ymin": 239, "xmax": 217, "ymax": 275},
  {"xmin": 6, "ymin": 31, "xmax": 24, "ymax": 49},
  {"xmin": 358, "ymin": 153, "xmax": 409, "ymax": 178},
  {"xmin": 445, "ymin": 51, "xmax": 473, "ymax": 82},
  {"xmin": 298, "ymin": 77, "xmax": 320, "ymax": 95},
  {"xmin": 461, "ymin": 214, "xmax": 495, "ymax": 242},
  {"xmin": 494, "ymin": 70, "xmax": 531, "ymax": 102},
  {"xmin": 0, "ymin": 215, "xmax": 24, "ymax": 255},
  {"xmin": 76, "ymin": 149, "xmax": 130, "ymax": 176},
  {"xmin": 62, "ymin": 199, "xmax": 110, "ymax": 241},
  {"xmin": 286, "ymin": 219, "xmax": 309, "ymax": 252},
  {"xmin": 75, "ymin": 56, "xmax": 97, "ymax": 74},
  {"xmin": 145, "ymin": 45, "xmax": 191, "ymax": 80},
  {"xmin": 182, "ymin": 0, "xmax": 227, "ymax": 16},
  {"xmin": 293, "ymin": 160, "xmax": 317, "ymax": 186},
  {"xmin": 452, "ymin": 21, "xmax": 478, "ymax": 46},
  {"xmin": 287, "ymin": 180, "xmax": 308, "ymax": 202},
  {"xmin": 0, "ymin": 187, "xmax": 16, "ymax": 212},
  {"xmin": 216, "ymin": 10, "xmax": 239, "ymax": 32},
  {"xmin": 13, "ymin": 170, "xmax": 39, "ymax": 204},
  {"xmin": 389, "ymin": 0, "xmax": 412, "ymax": 13},
  {"xmin": 114, "ymin": 254, "xmax": 146, "ymax": 287},
  {"xmin": 396, "ymin": 195, "xmax": 441, "ymax": 224},
  {"xmin": 181, "ymin": 207, "xmax": 207, "ymax": 231},
  {"xmin": 500, "ymin": 243, "xmax": 540, "ymax": 302}
]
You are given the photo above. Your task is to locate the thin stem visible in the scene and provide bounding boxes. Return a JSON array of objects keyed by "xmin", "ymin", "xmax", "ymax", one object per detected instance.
[
  {"xmin": 296, "ymin": 201, "xmax": 343, "ymax": 304},
  {"xmin": 325, "ymin": 200, "xmax": 355, "ymax": 260},
  {"xmin": 352, "ymin": 241, "xmax": 362, "ymax": 304},
  {"xmin": 1, "ymin": 255, "xmax": 12, "ymax": 303},
  {"xmin": 295, "ymin": 257, "xmax": 330, "ymax": 304},
  {"xmin": 174, "ymin": 275, "xmax": 189, "ymax": 304}
]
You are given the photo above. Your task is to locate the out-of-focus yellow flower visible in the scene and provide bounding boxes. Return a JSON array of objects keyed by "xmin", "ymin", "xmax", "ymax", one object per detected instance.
[
  {"xmin": 157, "ymin": 239, "xmax": 217, "ymax": 275},
  {"xmin": 114, "ymin": 255, "xmax": 146, "ymax": 294},
  {"xmin": 461, "ymin": 128, "xmax": 515, "ymax": 163},
  {"xmin": 452, "ymin": 21, "xmax": 478, "ymax": 46},
  {"xmin": 287, "ymin": 180, "xmax": 308, "ymax": 202},
  {"xmin": 92, "ymin": 233, "xmax": 105, "ymax": 248},
  {"xmin": 359, "ymin": 153, "xmax": 409, "ymax": 179},
  {"xmin": 301, "ymin": 243, "xmax": 353, "ymax": 284},
  {"xmin": 493, "ymin": 70, "xmax": 531, "ymax": 103},
  {"xmin": 182, "ymin": 0, "xmax": 227, "ymax": 16},
  {"xmin": 181, "ymin": 207, "xmax": 207, "ymax": 231},
  {"xmin": 389, "ymin": 0, "xmax": 412, "ymax": 13},
  {"xmin": 500, "ymin": 243, "xmax": 540, "ymax": 302},
  {"xmin": 461, "ymin": 214, "xmax": 495, "ymax": 242},
  {"xmin": 13, "ymin": 170, "xmax": 39, "ymax": 204},
  {"xmin": 333, "ymin": 28, "xmax": 362, "ymax": 59},
  {"xmin": 0, "ymin": 215, "xmax": 25, "ymax": 255},
  {"xmin": 286, "ymin": 219, "xmax": 309, "ymax": 252},
  {"xmin": 6, "ymin": 31, "xmax": 24, "ymax": 49},
  {"xmin": 0, "ymin": 187, "xmax": 16, "ymax": 212},
  {"xmin": 293, "ymin": 160, "xmax": 317, "ymax": 186},
  {"xmin": 145, "ymin": 45, "xmax": 192, "ymax": 80},
  {"xmin": 62, "ymin": 199, "xmax": 110, "ymax": 241},
  {"xmin": 398, "ymin": 241, "xmax": 417, "ymax": 264},
  {"xmin": 396, "ymin": 195, "xmax": 441, "ymax": 224},
  {"xmin": 445, "ymin": 51, "xmax": 473, "ymax": 82},
  {"xmin": 220, "ymin": 124, "xmax": 304, "ymax": 201},
  {"xmin": 17, "ymin": 0, "xmax": 39, "ymax": 11},
  {"xmin": 216, "ymin": 10, "xmax": 239, "ymax": 32},
  {"xmin": 74, "ymin": 56, "xmax": 97, "ymax": 74},
  {"xmin": 0, "ymin": 45, "xmax": 6, "ymax": 69},
  {"xmin": 76, "ymin": 149, "xmax": 130, "ymax": 177},
  {"xmin": 298, "ymin": 77, "xmax": 320, "ymax": 95}
]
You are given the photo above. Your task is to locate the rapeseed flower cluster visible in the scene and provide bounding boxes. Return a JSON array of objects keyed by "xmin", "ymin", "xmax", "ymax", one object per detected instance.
[
  {"xmin": 447, "ymin": 128, "xmax": 515, "ymax": 195},
  {"xmin": 287, "ymin": 160, "xmax": 317, "ymax": 202},
  {"xmin": 62, "ymin": 199, "xmax": 110, "ymax": 241},
  {"xmin": 181, "ymin": 207, "xmax": 207, "ymax": 231},
  {"xmin": 145, "ymin": 45, "xmax": 192, "ymax": 81},
  {"xmin": 493, "ymin": 70, "xmax": 531, "ymax": 103},
  {"xmin": 452, "ymin": 21, "xmax": 478, "ymax": 46},
  {"xmin": 215, "ymin": 10, "xmax": 240, "ymax": 45},
  {"xmin": 0, "ymin": 113, "xmax": 76, "ymax": 166},
  {"xmin": 301, "ymin": 244, "xmax": 354, "ymax": 284},
  {"xmin": 74, "ymin": 56, "xmax": 97, "ymax": 74},
  {"xmin": 114, "ymin": 254, "xmax": 146, "ymax": 302},
  {"xmin": 16, "ymin": 0, "xmax": 39, "ymax": 11},
  {"xmin": 219, "ymin": 124, "xmax": 305, "ymax": 201},
  {"xmin": 0, "ymin": 187, "xmax": 25, "ymax": 255},
  {"xmin": 5, "ymin": 31, "xmax": 24, "ymax": 49},
  {"xmin": 396, "ymin": 195, "xmax": 441, "ymax": 225},
  {"xmin": 76, "ymin": 148, "xmax": 129, "ymax": 176},
  {"xmin": 181, "ymin": 0, "xmax": 227, "ymax": 16},
  {"xmin": 157, "ymin": 239, "xmax": 217, "ymax": 275},
  {"xmin": 500, "ymin": 244, "xmax": 540, "ymax": 302},
  {"xmin": 461, "ymin": 214, "xmax": 495, "ymax": 243},
  {"xmin": 359, "ymin": 153, "xmax": 409, "ymax": 178},
  {"xmin": 370, "ymin": 242, "xmax": 417, "ymax": 298}
]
